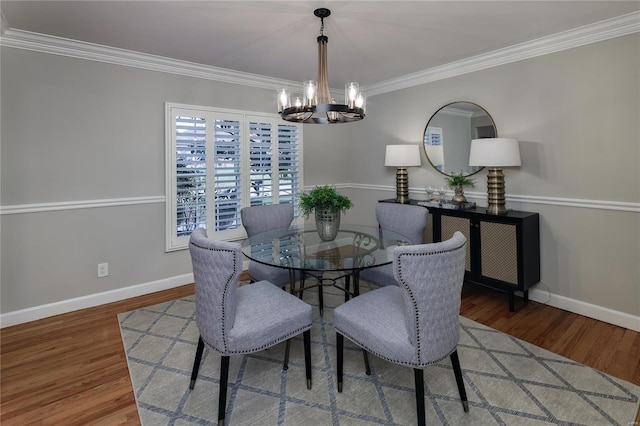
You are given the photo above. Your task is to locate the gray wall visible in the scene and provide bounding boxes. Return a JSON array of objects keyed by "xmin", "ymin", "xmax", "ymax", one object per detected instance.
[
  {"xmin": 0, "ymin": 48, "xmax": 351, "ymax": 314},
  {"xmin": 346, "ymin": 34, "xmax": 639, "ymax": 318},
  {"xmin": 1, "ymin": 33, "xmax": 638, "ymax": 324}
]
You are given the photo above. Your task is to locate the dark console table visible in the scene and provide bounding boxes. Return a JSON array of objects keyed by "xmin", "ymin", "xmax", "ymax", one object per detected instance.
[{"xmin": 380, "ymin": 199, "xmax": 540, "ymax": 311}]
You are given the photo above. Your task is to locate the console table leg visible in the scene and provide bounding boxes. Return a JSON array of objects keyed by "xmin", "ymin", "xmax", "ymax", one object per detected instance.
[
  {"xmin": 508, "ymin": 289, "xmax": 515, "ymax": 312},
  {"xmin": 524, "ymin": 290, "xmax": 529, "ymax": 303}
]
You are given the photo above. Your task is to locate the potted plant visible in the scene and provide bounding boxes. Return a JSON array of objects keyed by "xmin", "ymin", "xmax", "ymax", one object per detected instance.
[
  {"xmin": 299, "ymin": 185, "xmax": 353, "ymax": 241},
  {"xmin": 445, "ymin": 172, "xmax": 475, "ymax": 204}
]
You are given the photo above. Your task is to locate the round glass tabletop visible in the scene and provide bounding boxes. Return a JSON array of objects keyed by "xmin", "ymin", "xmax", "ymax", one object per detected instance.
[{"xmin": 241, "ymin": 223, "xmax": 411, "ymax": 272}]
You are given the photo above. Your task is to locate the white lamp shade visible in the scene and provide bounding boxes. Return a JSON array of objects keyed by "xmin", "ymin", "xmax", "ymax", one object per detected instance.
[
  {"xmin": 469, "ymin": 138, "xmax": 521, "ymax": 167},
  {"xmin": 385, "ymin": 145, "xmax": 421, "ymax": 167}
]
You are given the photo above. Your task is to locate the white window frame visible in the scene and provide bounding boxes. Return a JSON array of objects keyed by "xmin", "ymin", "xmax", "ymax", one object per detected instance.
[{"xmin": 165, "ymin": 103, "xmax": 303, "ymax": 251}]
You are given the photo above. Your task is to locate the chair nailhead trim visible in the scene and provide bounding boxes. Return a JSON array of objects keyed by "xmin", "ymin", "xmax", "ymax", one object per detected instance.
[
  {"xmin": 394, "ymin": 241, "xmax": 466, "ymax": 365},
  {"xmin": 190, "ymin": 241, "xmax": 240, "ymax": 354},
  {"xmin": 203, "ymin": 324, "xmax": 312, "ymax": 355},
  {"xmin": 335, "ymin": 329, "xmax": 454, "ymax": 368}
]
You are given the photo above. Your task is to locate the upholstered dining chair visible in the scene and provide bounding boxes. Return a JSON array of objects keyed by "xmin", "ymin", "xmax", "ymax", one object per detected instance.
[
  {"xmin": 241, "ymin": 203, "xmax": 296, "ymax": 287},
  {"xmin": 242, "ymin": 203, "xmax": 327, "ymax": 314},
  {"xmin": 334, "ymin": 232, "xmax": 469, "ymax": 426},
  {"xmin": 359, "ymin": 202, "xmax": 428, "ymax": 288},
  {"xmin": 188, "ymin": 228, "xmax": 313, "ymax": 426}
]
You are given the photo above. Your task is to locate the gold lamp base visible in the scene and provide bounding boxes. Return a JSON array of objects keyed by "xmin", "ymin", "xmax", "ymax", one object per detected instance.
[
  {"xmin": 395, "ymin": 167, "xmax": 410, "ymax": 204},
  {"xmin": 486, "ymin": 167, "xmax": 508, "ymax": 215}
]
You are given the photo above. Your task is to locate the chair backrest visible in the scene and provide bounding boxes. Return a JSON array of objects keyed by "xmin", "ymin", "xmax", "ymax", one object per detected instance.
[
  {"xmin": 393, "ymin": 231, "xmax": 467, "ymax": 365},
  {"xmin": 241, "ymin": 203, "xmax": 294, "ymax": 236},
  {"xmin": 376, "ymin": 202, "xmax": 428, "ymax": 245},
  {"xmin": 189, "ymin": 228, "xmax": 242, "ymax": 354}
]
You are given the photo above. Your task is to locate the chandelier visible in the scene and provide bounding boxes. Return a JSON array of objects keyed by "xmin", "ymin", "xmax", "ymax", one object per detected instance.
[{"xmin": 277, "ymin": 8, "xmax": 365, "ymax": 124}]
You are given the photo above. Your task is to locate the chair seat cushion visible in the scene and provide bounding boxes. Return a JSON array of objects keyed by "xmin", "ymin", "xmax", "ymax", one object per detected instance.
[
  {"xmin": 334, "ymin": 285, "xmax": 415, "ymax": 366},
  {"xmin": 359, "ymin": 264, "xmax": 395, "ymax": 287},
  {"xmin": 248, "ymin": 261, "xmax": 291, "ymax": 286},
  {"xmin": 227, "ymin": 281, "xmax": 312, "ymax": 354}
]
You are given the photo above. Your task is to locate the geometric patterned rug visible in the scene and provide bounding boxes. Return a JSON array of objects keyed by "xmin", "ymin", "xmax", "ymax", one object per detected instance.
[{"xmin": 118, "ymin": 283, "xmax": 640, "ymax": 425}]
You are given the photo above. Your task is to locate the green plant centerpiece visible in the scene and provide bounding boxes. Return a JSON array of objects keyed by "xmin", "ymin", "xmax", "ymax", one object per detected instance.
[
  {"xmin": 299, "ymin": 185, "xmax": 353, "ymax": 241},
  {"xmin": 445, "ymin": 172, "xmax": 475, "ymax": 204}
]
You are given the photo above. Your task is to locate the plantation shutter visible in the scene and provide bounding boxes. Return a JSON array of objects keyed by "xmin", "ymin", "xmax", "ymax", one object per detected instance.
[
  {"xmin": 167, "ymin": 104, "xmax": 302, "ymax": 251},
  {"xmin": 213, "ymin": 118, "xmax": 242, "ymax": 232},
  {"xmin": 248, "ymin": 121, "xmax": 274, "ymax": 206},
  {"xmin": 278, "ymin": 124, "xmax": 300, "ymax": 209},
  {"xmin": 174, "ymin": 115, "xmax": 207, "ymax": 240}
]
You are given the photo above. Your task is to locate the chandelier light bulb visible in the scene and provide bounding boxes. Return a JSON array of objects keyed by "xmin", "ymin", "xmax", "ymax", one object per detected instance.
[
  {"xmin": 346, "ymin": 82, "xmax": 359, "ymax": 107},
  {"xmin": 277, "ymin": 89, "xmax": 290, "ymax": 113},
  {"xmin": 303, "ymin": 80, "xmax": 317, "ymax": 107},
  {"xmin": 355, "ymin": 92, "xmax": 365, "ymax": 109}
]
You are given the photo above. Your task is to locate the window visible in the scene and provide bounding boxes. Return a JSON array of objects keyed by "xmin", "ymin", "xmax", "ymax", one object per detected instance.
[
  {"xmin": 424, "ymin": 126, "xmax": 444, "ymax": 172},
  {"xmin": 166, "ymin": 103, "xmax": 303, "ymax": 251}
]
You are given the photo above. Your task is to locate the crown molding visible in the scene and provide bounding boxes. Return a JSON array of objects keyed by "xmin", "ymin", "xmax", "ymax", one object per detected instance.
[
  {"xmin": 0, "ymin": 29, "xmax": 299, "ymax": 91},
  {"xmin": 0, "ymin": 12, "xmax": 638, "ymax": 95},
  {"xmin": 365, "ymin": 11, "xmax": 640, "ymax": 96}
]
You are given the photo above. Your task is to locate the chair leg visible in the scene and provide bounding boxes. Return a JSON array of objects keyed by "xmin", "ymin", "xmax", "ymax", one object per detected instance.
[
  {"xmin": 344, "ymin": 275, "xmax": 351, "ymax": 302},
  {"xmin": 450, "ymin": 350, "xmax": 469, "ymax": 412},
  {"xmin": 189, "ymin": 336, "xmax": 205, "ymax": 389},
  {"xmin": 318, "ymin": 282, "xmax": 324, "ymax": 316},
  {"xmin": 362, "ymin": 349, "xmax": 371, "ymax": 375},
  {"xmin": 414, "ymin": 368, "xmax": 426, "ymax": 426},
  {"xmin": 336, "ymin": 333, "xmax": 344, "ymax": 393},
  {"xmin": 303, "ymin": 330, "xmax": 312, "ymax": 390},
  {"xmin": 218, "ymin": 356, "xmax": 230, "ymax": 426},
  {"xmin": 283, "ymin": 339, "xmax": 291, "ymax": 370},
  {"xmin": 298, "ymin": 271, "xmax": 305, "ymax": 298}
]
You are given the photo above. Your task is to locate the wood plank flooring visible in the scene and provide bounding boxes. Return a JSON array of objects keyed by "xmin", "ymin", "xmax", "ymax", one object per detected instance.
[{"xmin": 2, "ymin": 279, "xmax": 639, "ymax": 425}]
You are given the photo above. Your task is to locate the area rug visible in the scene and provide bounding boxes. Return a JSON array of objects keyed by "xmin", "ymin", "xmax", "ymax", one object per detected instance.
[{"xmin": 119, "ymin": 284, "xmax": 639, "ymax": 425}]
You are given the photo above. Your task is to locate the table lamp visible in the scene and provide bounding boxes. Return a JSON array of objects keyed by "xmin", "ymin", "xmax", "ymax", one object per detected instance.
[
  {"xmin": 468, "ymin": 138, "xmax": 521, "ymax": 215},
  {"xmin": 385, "ymin": 145, "xmax": 421, "ymax": 204}
]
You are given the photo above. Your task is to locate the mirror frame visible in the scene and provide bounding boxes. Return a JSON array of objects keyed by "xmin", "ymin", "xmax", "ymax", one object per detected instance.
[{"xmin": 423, "ymin": 101, "xmax": 497, "ymax": 177}]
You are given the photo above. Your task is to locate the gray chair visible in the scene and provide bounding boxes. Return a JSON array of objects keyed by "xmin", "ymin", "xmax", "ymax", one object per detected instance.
[
  {"xmin": 242, "ymin": 203, "xmax": 327, "ymax": 313},
  {"xmin": 359, "ymin": 202, "xmax": 428, "ymax": 288},
  {"xmin": 188, "ymin": 228, "xmax": 312, "ymax": 426},
  {"xmin": 241, "ymin": 203, "xmax": 295, "ymax": 286},
  {"xmin": 334, "ymin": 232, "xmax": 469, "ymax": 426}
]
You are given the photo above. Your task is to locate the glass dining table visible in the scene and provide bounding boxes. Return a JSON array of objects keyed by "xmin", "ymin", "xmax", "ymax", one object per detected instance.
[{"xmin": 240, "ymin": 223, "xmax": 411, "ymax": 314}]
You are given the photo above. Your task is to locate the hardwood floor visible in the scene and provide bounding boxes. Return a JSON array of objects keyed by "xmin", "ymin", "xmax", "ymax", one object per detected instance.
[{"xmin": 2, "ymin": 279, "xmax": 639, "ymax": 425}]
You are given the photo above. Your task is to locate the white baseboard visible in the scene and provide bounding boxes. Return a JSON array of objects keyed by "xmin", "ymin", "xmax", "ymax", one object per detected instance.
[
  {"xmin": 528, "ymin": 288, "xmax": 640, "ymax": 332},
  {"xmin": 0, "ymin": 273, "xmax": 194, "ymax": 328},
  {"xmin": 2, "ymin": 272, "xmax": 638, "ymax": 332}
]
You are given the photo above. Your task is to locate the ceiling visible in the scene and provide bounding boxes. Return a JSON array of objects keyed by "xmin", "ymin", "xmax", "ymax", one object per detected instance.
[{"xmin": 1, "ymin": 1, "xmax": 638, "ymax": 89}]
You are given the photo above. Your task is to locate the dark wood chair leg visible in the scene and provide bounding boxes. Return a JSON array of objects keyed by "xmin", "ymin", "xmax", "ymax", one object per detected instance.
[
  {"xmin": 283, "ymin": 339, "xmax": 291, "ymax": 370},
  {"xmin": 414, "ymin": 368, "xmax": 426, "ymax": 426},
  {"xmin": 450, "ymin": 350, "xmax": 469, "ymax": 412},
  {"xmin": 318, "ymin": 282, "xmax": 324, "ymax": 316},
  {"xmin": 336, "ymin": 333, "xmax": 344, "ymax": 393},
  {"xmin": 344, "ymin": 275, "xmax": 351, "ymax": 302},
  {"xmin": 218, "ymin": 356, "xmax": 230, "ymax": 426},
  {"xmin": 303, "ymin": 330, "xmax": 312, "ymax": 389},
  {"xmin": 296, "ymin": 270, "xmax": 303, "ymax": 297},
  {"xmin": 189, "ymin": 336, "xmax": 205, "ymax": 389},
  {"xmin": 362, "ymin": 349, "xmax": 371, "ymax": 375}
]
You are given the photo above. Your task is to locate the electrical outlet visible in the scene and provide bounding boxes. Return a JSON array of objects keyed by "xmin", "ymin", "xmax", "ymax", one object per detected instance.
[{"xmin": 98, "ymin": 263, "xmax": 109, "ymax": 278}]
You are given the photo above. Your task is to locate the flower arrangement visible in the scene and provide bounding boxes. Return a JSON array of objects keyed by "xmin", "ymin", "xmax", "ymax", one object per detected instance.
[{"xmin": 299, "ymin": 185, "xmax": 353, "ymax": 217}]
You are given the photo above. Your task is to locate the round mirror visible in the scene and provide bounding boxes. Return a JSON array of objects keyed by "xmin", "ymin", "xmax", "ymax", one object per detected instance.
[{"xmin": 423, "ymin": 101, "xmax": 496, "ymax": 177}]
